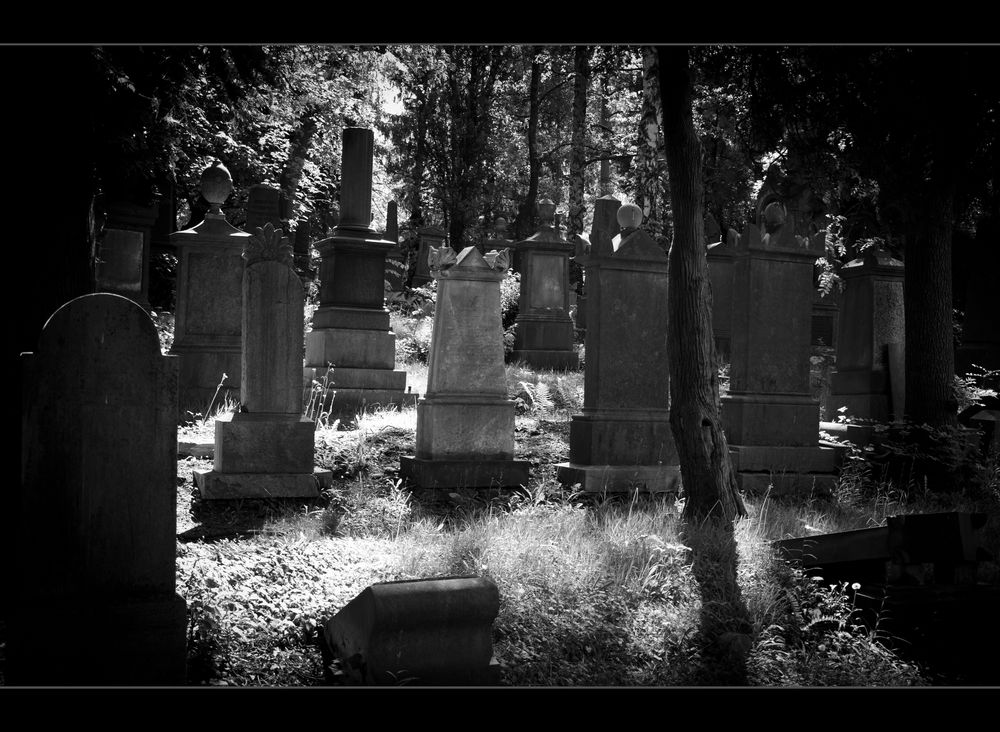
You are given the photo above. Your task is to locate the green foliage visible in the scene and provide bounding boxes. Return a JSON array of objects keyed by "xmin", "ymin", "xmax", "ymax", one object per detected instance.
[
  {"xmin": 954, "ymin": 364, "xmax": 1000, "ymax": 413},
  {"xmin": 747, "ymin": 563, "xmax": 926, "ymax": 686}
]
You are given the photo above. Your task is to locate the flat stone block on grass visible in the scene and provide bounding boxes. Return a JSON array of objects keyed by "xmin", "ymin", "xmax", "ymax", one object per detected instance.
[
  {"xmin": 323, "ymin": 388, "xmax": 419, "ymax": 416},
  {"xmin": 555, "ymin": 463, "xmax": 681, "ymax": 494},
  {"xmin": 416, "ymin": 399, "xmax": 515, "ymax": 459},
  {"xmin": 194, "ymin": 468, "xmax": 333, "ymax": 499},
  {"xmin": 400, "ymin": 456, "xmax": 530, "ymax": 489},
  {"xmin": 323, "ymin": 576, "xmax": 501, "ymax": 686},
  {"xmin": 509, "ymin": 348, "xmax": 579, "ymax": 371},
  {"xmin": 721, "ymin": 392, "xmax": 822, "ymax": 446},
  {"xmin": 310, "ymin": 305, "xmax": 391, "ymax": 331},
  {"xmin": 215, "ymin": 414, "xmax": 316, "ymax": 473}
]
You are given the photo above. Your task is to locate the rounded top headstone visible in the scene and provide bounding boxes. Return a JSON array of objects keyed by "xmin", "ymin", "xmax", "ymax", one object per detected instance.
[
  {"xmin": 201, "ymin": 160, "xmax": 233, "ymax": 213},
  {"xmin": 617, "ymin": 203, "xmax": 643, "ymax": 230}
]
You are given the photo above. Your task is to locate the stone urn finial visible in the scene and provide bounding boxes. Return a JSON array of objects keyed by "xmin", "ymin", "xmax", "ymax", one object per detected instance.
[
  {"xmin": 494, "ymin": 216, "xmax": 508, "ymax": 236},
  {"xmin": 200, "ymin": 160, "xmax": 234, "ymax": 216},
  {"xmin": 538, "ymin": 199, "xmax": 556, "ymax": 229},
  {"xmin": 617, "ymin": 203, "xmax": 643, "ymax": 233}
]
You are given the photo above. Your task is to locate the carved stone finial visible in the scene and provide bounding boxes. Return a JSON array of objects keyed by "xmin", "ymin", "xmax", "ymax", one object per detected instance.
[
  {"xmin": 617, "ymin": 203, "xmax": 643, "ymax": 232},
  {"xmin": 484, "ymin": 248, "xmax": 510, "ymax": 272},
  {"xmin": 428, "ymin": 245, "xmax": 458, "ymax": 273},
  {"xmin": 538, "ymin": 199, "xmax": 556, "ymax": 228},
  {"xmin": 200, "ymin": 160, "xmax": 233, "ymax": 216},
  {"xmin": 244, "ymin": 222, "xmax": 293, "ymax": 267}
]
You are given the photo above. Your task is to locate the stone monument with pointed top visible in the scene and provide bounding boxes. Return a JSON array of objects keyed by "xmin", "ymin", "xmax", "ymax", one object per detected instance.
[
  {"xmin": 400, "ymin": 246, "xmax": 530, "ymax": 488},
  {"xmin": 170, "ymin": 160, "xmax": 248, "ymax": 417},
  {"xmin": 556, "ymin": 202, "xmax": 680, "ymax": 493}
]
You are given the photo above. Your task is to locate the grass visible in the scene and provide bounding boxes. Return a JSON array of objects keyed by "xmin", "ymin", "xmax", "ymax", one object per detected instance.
[{"xmin": 167, "ymin": 314, "xmax": 999, "ymax": 687}]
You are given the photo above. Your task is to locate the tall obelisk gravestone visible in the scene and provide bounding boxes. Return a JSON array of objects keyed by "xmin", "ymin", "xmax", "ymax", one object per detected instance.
[
  {"xmin": 556, "ymin": 201, "xmax": 680, "ymax": 493},
  {"xmin": 721, "ymin": 202, "xmax": 837, "ymax": 494},
  {"xmin": 13, "ymin": 294, "xmax": 187, "ymax": 684},
  {"xmin": 170, "ymin": 161, "xmax": 248, "ymax": 417},
  {"xmin": 304, "ymin": 128, "xmax": 416, "ymax": 415},
  {"xmin": 401, "ymin": 246, "xmax": 530, "ymax": 488},
  {"xmin": 195, "ymin": 223, "xmax": 333, "ymax": 499}
]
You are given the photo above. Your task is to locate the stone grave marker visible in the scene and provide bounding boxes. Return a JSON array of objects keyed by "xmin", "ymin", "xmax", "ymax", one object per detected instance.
[
  {"xmin": 510, "ymin": 199, "xmax": 579, "ymax": 370},
  {"xmin": 721, "ymin": 201, "xmax": 838, "ymax": 494},
  {"xmin": 384, "ymin": 200, "xmax": 406, "ymax": 293},
  {"xmin": 304, "ymin": 128, "xmax": 417, "ymax": 416},
  {"xmin": 826, "ymin": 244, "xmax": 905, "ymax": 424},
  {"xmin": 556, "ymin": 201, "xmax": 680, "ymax": 493},
  {"xmin": 12, "ymin": 293, "xmax": 187, "ymax": 684},
  {"xmin": 412, "ymin": 224, "xmax": 448, "ymax": 286},
  {"xmin": 195, "ymin": 223, "xmax": 333, "ymax": 499},
  {"xmin": 170, "ymin": 160, "xmax": 248, "ymax": 417},
  {"xmin": 400, "ymin": 246, "xmax": 530, "ymax": 488}
]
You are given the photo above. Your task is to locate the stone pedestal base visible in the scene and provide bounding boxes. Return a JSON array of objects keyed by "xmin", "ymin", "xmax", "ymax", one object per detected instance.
[
  {"xmin": 728, "ymin": 444, "xmax": 840, "ymax": 496},
  {"xmin": 400, "ymin": 456, "xmax": 530, "ymax": 489},
  {"xmin": 171, "ymin": 343, "xmax": 242, "ymax": 417},
  {"xmin": 509, "ymin": 348, "xmax": 579, "ymax": 370},
  {"xmin": 569, "ymin": 410, "xmax": 677, "ymax": 465},
  {"xmin": 303, "ymin": 364, "xmax": 416, "ymax": 416},
  {"xmin": 215, "ymin": 414, "xmax": 316, "ymax": 472},
  {"xmin": 722, "ymin": 392, "xmax": 821, "ymax": 446},
  {"xmin": 555, "ymin": 463, "xmax": 681, "ymax": 494},
  {"xmin": 5, "ymin": 592, "xmax": 188, "ymax": 685},
  {"xmin": 194, "ymin": 468, "xmax": 333, "ymax": 499}
]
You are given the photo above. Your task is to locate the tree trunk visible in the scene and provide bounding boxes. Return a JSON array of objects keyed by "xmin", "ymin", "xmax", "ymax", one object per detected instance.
[
  {"xmin": 657, "ymin": 46, "xmax": 746, "ymax": 523},
  {"xmin": 515, "ymin": 49, "xmax": 542, "ymax": 241},
  {"xmin": 278, "ymin": 106, "xmax": 320, "ymax": 225},
  {"xmin": 905, "ymin": 187, "xmax": 958, "ymax": 426},
  {"xmin": 566, "ymin": 46, "xmax": 590, "ymax": 238},
  {"xmin": 598, "ymin": 74, "xmax": 612, "ymax": 197}
]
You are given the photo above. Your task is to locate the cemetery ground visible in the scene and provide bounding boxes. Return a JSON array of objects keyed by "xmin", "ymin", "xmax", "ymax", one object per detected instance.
[{"xmin": 86, "ymin": 329, "xmax": 999, "ymax": 687}]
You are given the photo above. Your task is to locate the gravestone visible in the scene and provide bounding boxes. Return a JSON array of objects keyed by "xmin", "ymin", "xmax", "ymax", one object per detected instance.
[
  {"xmin": 706, "ymin": 226, "xmax": 739, "ymax": 361},
  {"xmin": 556, "ymin": 201, "xmax": 680, "ymax": 493},
  {"xmin": 304, "ymin": 128, "xmax": 417, "ymax": 416},
  {"xmin": 322, "ymin": 576, "xmax": 501, "ymax": 685},
  {"xmin": 510, "ymin": 199, "xmax": 578, "ymax": 370},
  {"xmin": 384, "ymin": 201, "xmax": 406, "ymax": 293},
  {"xmin": 400, "ymin": 246, "xmax": 530, "ymax": 488},
  {"xmin": 170, "ymin": 160, "xmax": 248, "ymax": 417},
  {"xmin": 721, "ymin": 202, "xmax": 838, "ymax": 495},
  {"xmin": 95, "ymin": 199, "xmax": 158, "ymax": 311},
  {"xmin": 195, "ymin": 223, "xmax": 333, "ymax": 499},
  {"xmin": 827, "ymin": 245, "xmax": 905, "ymax": 423},
  {"xmin": 412, "ymin": 224, "xmax": 447, "ymax": 286},
  {"xmin": 12, "ymin": 293, "xmax": 187, "ymax": 684},
  {"xmin": 244, "ymin": 183, "xmax": 284, "ymax": 233}
]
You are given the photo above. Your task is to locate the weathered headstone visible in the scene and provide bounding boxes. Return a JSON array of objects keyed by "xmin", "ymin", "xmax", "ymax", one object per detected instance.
[
  {"xmin": 706, "ymin": 227, "xmax": 739, "ymax": 361},
  {"xmin": 721, "ymin": 202, "xmax": 838, "ymax": 495},
  {"xmin": 95, "ymin": 199, "xmax": 158, "ymax": 311},
  {"xmin": 322, "ymin": 576, "xmax": 501, "ymax": 685},
  {"xmin": 827, "ymin": 245, "xmax": 905, "ymax": 423},
  {"xmin": 384, "ymin": 201, "xmax": 406, "ymax": 293},
  {"xmin": 304, "ymin": 128, "xmax": 416, "ymax": 415},
  {"xmin": 510, "ymin": 199, "xmax": 578, "ymax": 370},
  {"xmin": 12, "ymin": 293, "xmax": 187, "ymax": 684},
  {"xmin": 195, "ymin": 223, "xmax": 333, "ymax": 499},
  {"xmin": 556, "ymin": 201, "xmax": 680, "ymax": 493},
  {"xmin": 170, "ymin": 160, "xmax": 247, "ymax": 417},
  {"xmin": 412, "ymin": 224, "xmax": 447, "ymax": 286},
  {"xmin": 244, "ymin": 183, "xmax": 284, "ymax": 233},
  {"xmin": 401, "ymin": 246, "xmax": 530, "ymax": 488}
]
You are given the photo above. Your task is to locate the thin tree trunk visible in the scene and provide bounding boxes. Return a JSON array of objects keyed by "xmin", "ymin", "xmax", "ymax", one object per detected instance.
[
  {"xmin": 905, "ymin": 188, "xmax": 957, "ymax": 425},
  {"xmin": 515, "ymin": 49, "xmax": 542, "ymax": 241},
  {"xmin": 278, "ymin": 107, "xmax": 319, "ymax": 225},
  {"xmin": 658, "ymin": 46, "xmax": 746, "ymax": 522},
  {"xmin": 566, "ymin": 46, "xmax": 590, "ymax": 238}
]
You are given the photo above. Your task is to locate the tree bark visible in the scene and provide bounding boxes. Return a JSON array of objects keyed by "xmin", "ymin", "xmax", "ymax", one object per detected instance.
[
  {"xmin": 514, "ymin": 49, "xmax": 542, "ymax": 241},
  {"xmin": 566, "ymin": 46, "xmax": 590, "ymax": 238},
  {"xmin": 658, "ymin": 46, "xmax": 746, "ymax": 522},
  {"xmin": 278, "ymin": 106, "xmax": 320, "ymax": 225}
]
